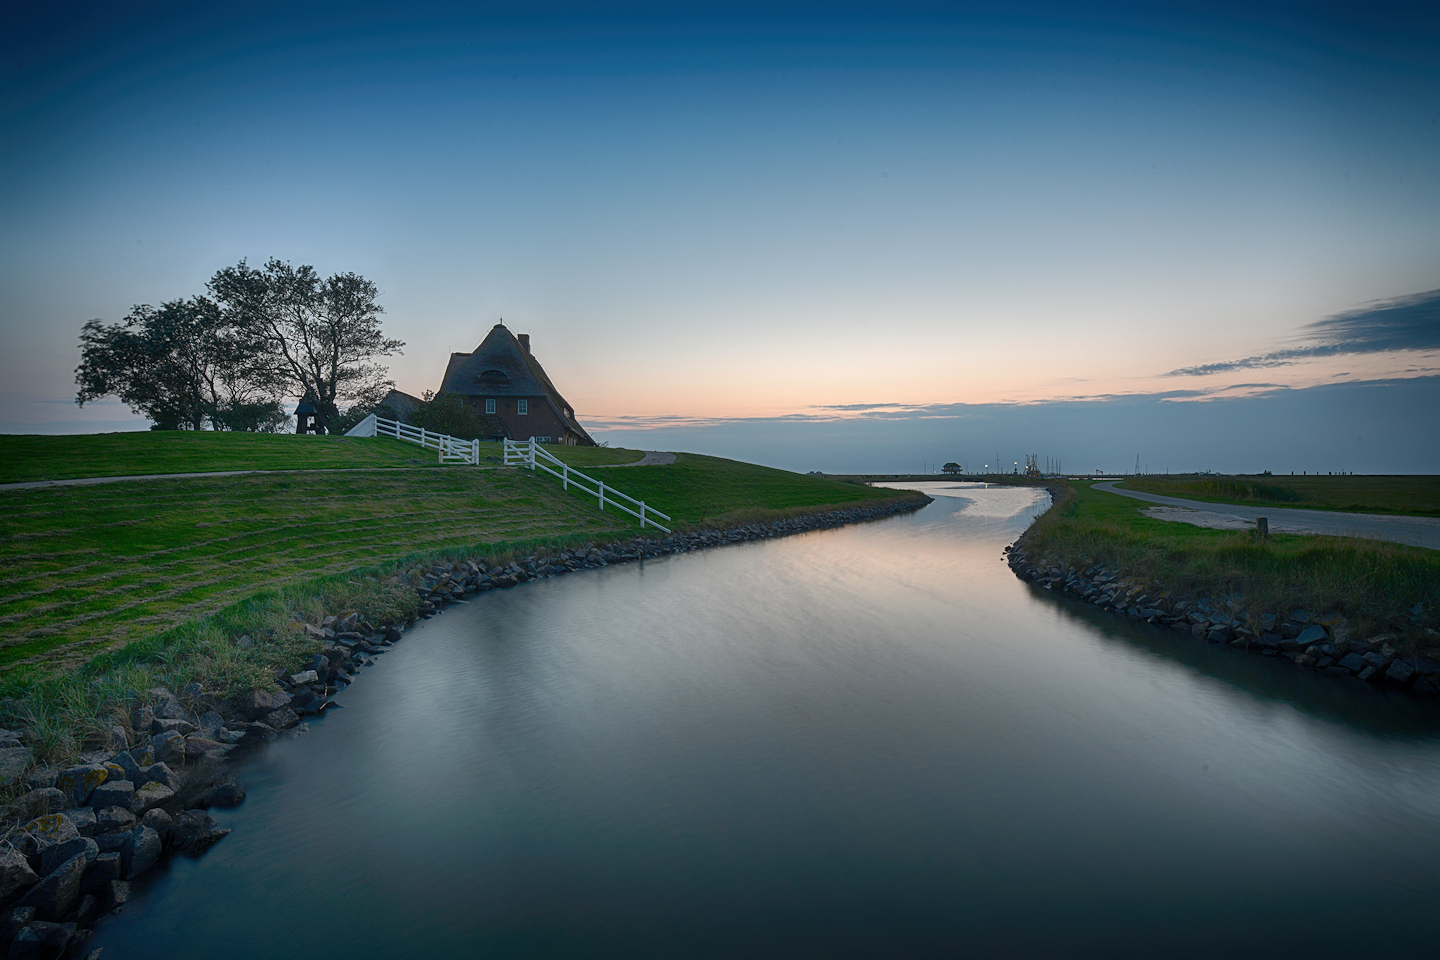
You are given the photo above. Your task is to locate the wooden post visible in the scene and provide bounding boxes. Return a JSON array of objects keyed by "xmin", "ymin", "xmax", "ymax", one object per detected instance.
[{"xmin": 1256, "ymin": 517, "xmax": 1268, "ymax": 537}]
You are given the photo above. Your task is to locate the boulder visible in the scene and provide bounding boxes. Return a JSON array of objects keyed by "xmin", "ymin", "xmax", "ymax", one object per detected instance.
[
  {"xmin": 96, "ymin": 806, "xmax": 136, "ymax": 834},
  {"xmin": 289, "ymin": 670, "xmax": 319, "ymax": 685},
  {"xmin": 132, "ymin": 781, "xmax": 176, "ymax": 813},
  {"xmin": 139, "ymin": 808, "xmax": 173, "ymax": 840},
  {"xmin": 0, "ymin": 746, "xmax": 33, "ymax": 789},
  {"xmin": 22, "ymin": 814, "xmax": 79, "ymax": 848},
  {"xmin": 0, "ymin": 848, "xmax": 38, "ymax": 901},
  {"xmin": 1385, "ymin": 660, "xmax": 1417, "ymax": 686},
  {"xmin": 1358, "ymin": 665, "xmax": 1382, "ymax": 683},
  {"xmin": 0, "ymin": 907, "xmax": 35, "ymax": 945},
  {"xmin": 111, "ymin": 750, "xmax": 146, "ymax": 783},
  {"xmin": 80, "ymin": 852, "xmax": 121, "ymax": 892},
  {"xmin": 153, "ymin": 718, "xmax": 197, "ymax": 736},
  {"xmin": 171, "ymin": 810, "xmax": 230, "ymax": 855},
  {"xmin": 54, "ymin": 764, "xmax": 110, "ymax": 808},
  {"xmin": 153, "ymin": 697, "xmax": 187, "ymax": 721},
  {"xmin": 182, "ymin": 737, "xmax": 229, "ymax": 760},
  {"xmin": 18, "ymin": 852, "xmax": 88, "ymax": 920},
  {"xmin": 197, "ymin": 710, "xmax": 226, "ymax": 736},
  {"xmin": 57, "ymin": 805, "xmax": 100, "ymax": 840},
  {"xmin": 37, "ymin": 837, "xmax": 96, "ymax": 877},
  {"xmin": 149, "ymin": 731, "xmax": 185, "ymax": 765},
  {"xmin": 139, "ymin": 762, "xmax": 182, "ymax": 793},
  {"xmin": 193, "ymin": 779, "xmax": 245, "ymax": 809},
  {"xmin": 1338, "ymin": 653, "xmax": 1367, "ymax": 673},
  {"xmin": 235, "ymin": 688, "xmax": 290, "ymax": 721},
  {"xmin": 10, "ymin": 920, "xmax": 77, "ymax": 960},
  {"xmin": 130, "ymin": 705, "xmax": 154, "ymax": 737},
  {"xmin": 88, "ymin": 779, "xmax": 135, "ymax": 812},
  {"xmin": 119, "ymin": 827, "xmax": 161, "ymax": 879},
  {"xmin": 1294, "ymin": 624, "xmax": 1328, "ymax": 646},
  {"xmin": 261, "ymin": 707, "xmax": 299, "ymax": 730}
]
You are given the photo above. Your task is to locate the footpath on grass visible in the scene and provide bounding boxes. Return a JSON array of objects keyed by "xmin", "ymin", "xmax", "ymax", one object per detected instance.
[
  {"xmin": 0, "ymin": 437, "xmax": 928, "ymax": 957},
  {"xmin": 1003, "ymin": 479, "xmax": 1440, "ymax": 700}
]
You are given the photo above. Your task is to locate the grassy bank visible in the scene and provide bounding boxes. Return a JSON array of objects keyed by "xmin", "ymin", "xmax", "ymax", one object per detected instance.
[
  {"xmin": 542, "ymin": 452, "xmax": 905, "ymax": 529},
  {"xmin": 1019, "ymin": 480, "xmax": 1440, "ymax": 647},
  {"xmin": 0, "ymin": 434, "xmax": 922, "ymax": 774},
  {"xmin": 1122, "ymin": 474, "xmax": 1440, "ymax": 517}
]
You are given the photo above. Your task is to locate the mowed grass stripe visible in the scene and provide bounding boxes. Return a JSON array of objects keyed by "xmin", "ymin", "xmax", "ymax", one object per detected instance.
[{"xmin": 1, "ymin": 468, "xmax": 626, "ymax": 671}]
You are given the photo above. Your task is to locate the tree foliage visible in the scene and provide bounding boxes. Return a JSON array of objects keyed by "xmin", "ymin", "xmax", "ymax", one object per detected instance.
[
  {"xmin": 208, "ymin": 259, "xmax": 403, "ymax": 433},
  {"xmin": 75, "ymin": 297, "xmax": 285, "ymax": 431},
  {"xmin": 406, "ymin": 391, "xmax": 498, "ymax": 441},
  {"xmin": 76, "ymin": 258, "xmax": 402, "ymax": 433}
]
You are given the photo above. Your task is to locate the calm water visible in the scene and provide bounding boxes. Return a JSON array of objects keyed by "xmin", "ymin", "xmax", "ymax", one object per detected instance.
[{"xmin": 89, "ymin": 484, "xmax": 1440, "ymax": 958}]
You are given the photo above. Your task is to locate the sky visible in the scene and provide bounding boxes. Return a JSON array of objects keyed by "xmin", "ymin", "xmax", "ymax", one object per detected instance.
[{"xmin": 3, "ymin": 1, "xmax": 1438, "ymax": 473}]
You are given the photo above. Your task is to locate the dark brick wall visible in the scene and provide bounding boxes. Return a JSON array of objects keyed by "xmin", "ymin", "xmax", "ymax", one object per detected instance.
[{"xmin": 462, "ymin": 395, "xmax": 572, "ymax": 442}]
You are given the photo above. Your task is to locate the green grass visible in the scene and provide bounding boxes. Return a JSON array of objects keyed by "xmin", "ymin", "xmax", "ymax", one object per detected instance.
[
  {"xmin": 1022, "ymin": 480, "xmax": 1440, "ymax": 646},
  {"xmin": 534, "ymin": 451, "xmax": 915, "ymax": 528},
  {"xmin": 1, "ymin": 432, "xmax": 443, "ymax": 482},
  {"xmin": 1122, "ymin": 474, "xmax": 1440, "ymax": 517},
  {"xmin": 0, "ymin": 468, "xmax": 627, "ymax": 677}
]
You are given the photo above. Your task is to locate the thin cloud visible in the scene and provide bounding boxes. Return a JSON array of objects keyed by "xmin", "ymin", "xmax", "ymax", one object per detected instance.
[{"xmin": 1165, "ymin": 287, "xmax": 1440, "ymax": 377}]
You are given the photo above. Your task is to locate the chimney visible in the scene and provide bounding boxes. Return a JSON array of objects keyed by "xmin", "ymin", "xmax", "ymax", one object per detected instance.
[{"xmin": 518, "ymin": 333, "xmax": 530, "ymax": 355}]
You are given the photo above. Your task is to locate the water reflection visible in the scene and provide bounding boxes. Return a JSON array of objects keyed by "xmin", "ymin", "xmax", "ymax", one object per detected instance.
[{"xmin": 88, "ymin": 484, "xmax": 1440, "ymax": 959}]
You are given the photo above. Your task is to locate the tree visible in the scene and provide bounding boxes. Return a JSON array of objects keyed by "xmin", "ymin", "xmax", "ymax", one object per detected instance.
[
  {"xmin": 406, "ymin": 391, "xmax": 497, "ymax": 441},
  {"xmin": 208, "ymin": 259, "xmax": 403, "ymax": 434},
  {"xmin": 75, "ymin": 297, "xmax": 281, "ymax": 431}
]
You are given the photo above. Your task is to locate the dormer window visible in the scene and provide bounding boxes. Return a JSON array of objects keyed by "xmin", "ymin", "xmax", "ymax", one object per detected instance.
[{"xmin": 517, "ymin": 399, "xmax": 528, "ymax": 415}]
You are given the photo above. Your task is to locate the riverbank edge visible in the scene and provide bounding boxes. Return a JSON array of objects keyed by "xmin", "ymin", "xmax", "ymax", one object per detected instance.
[
  {"xmin": 0, "ymin": 491, "xmax": 931, "ymax": 957},
  {"xmin": 1004, "ymin": 483, "xmax": 1440, "ymax": 700}
]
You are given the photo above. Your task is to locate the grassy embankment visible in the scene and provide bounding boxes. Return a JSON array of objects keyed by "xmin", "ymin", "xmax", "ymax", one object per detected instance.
[
  {"xmin": 1020, "ymin": 479, "xmax": 1440, "ymax": 647},
  {"xmin": 0, "ymin": 433, "xmax": 913, "ymax": 769},
  {"xmin": 1123, "ymin": 474, "xmax": 1440, "ymax": 517}
]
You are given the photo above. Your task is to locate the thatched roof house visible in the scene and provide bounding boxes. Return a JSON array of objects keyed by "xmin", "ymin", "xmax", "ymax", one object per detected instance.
[{"xmin": 437, "ymin": 323, "xmax": 595, "ymax": 446}]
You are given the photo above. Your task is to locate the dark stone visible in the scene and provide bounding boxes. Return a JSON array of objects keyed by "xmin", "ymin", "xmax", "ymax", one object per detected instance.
[
  {"xmin": 54, "ymin": 765, "xmax": 109, "ymax": 808},
  {"xmin": 0, "ymin": 848, "xmax": 38, "ymax": 901},
  {"xmin": 87, "ymin": 780, "xmax": 134, "ymax": 812},
  {"xmin": 194, "ymin": 779, "xmax": 246, "ymax": 809},
  {"xmin": 153, "ymin": 718, "xmax": 196, "ymax": 736},
  {"xmin": 80, "ymin": 853, "xmax": 121, "ymax": 892},
  {"xmin": 1385, "ymin": 660, "xmax": 1417, "ymax": 685},
  {"xmin": 110, "ymin": 750, "xmax": 145, "ymax": 783},
  {"xmin": 261, "ymin": 707, "xmax": 299, "ymax": 730},
  {"xmin": 59, "ymin": 807, "xmax": 96, "ymax": 838},
  {"xmin": 18, "ymin": 853, "xmax": 87, "ymax": 920},
  {"xmin": 132, "ymin": 782, "xmax": 175, "ymax": 812},
  {"xmin": 139, "ymin": 762, "xmax": 182, "ymax": 793},
  {"xmin": 235, "ymin": 688, "xmax": 290, "ymax": 721},
  {"xmin": 1338, "ymin": 653, "xmax": 1367, "ymax": 673},
  {"xmin": 38, "ymin": 838, "xmax": 95, "ymax": 878},
  {"xmin": 182, "ymin": 737, "xmax": 228, "ymax": 760},
  {"xmin": 95, "ymin": 806, "xmax": 136, "ymax": 835},
  {"xmin": 119, "ymin": 827, "xmax": 161, "ymax": 880},
  {"xmin": 0, "ymin": 746, "xmax": 32, "ymax": 790},
  {"xmin": 0, "ymin": 907, "xmax": 35, "ymax": 945},
  {"xmin": 197, "ymin": 710, "xmax": 226, "ymax": 736},
  {"xmin": 153, "ymin": 697, "xmax": 187, "ymax": 721},
  {"xmin": 170, "ymin": 810, "xmax": 230, "ymax": 856},
  {"xmin": 149, "ymin": 731, "xmax": 185, "ymax": 765},
  {"xmin": 1294, "ymin": 624, "xmax": 1328, "ymax": 646},
  {"xmin": 139, "ymin": 807, "xmax": 173, "ymax": 840},
  {"xmin": 129, "ymin": 705, "xmax": 154, "ymax": 737},
  {"xmin": 1358, "ymin": 665, "xmax": 1381, "ymax": 683},
  {"xmin": 1323, "ymin": 666, "xmax": 1353, "ymax": 678}
]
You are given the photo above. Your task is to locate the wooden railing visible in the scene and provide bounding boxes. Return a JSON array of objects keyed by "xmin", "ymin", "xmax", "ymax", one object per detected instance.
[
  {"xmin": 504, "ymin": 438, "xmax": 671, "ymax": 533},
  {"xmin": 345, "ymin": 414, "xmax": 479, "ymax": 466}
]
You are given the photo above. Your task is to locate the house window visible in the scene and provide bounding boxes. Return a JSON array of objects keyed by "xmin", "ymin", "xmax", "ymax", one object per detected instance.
[
  {"xmin": 535, "ymin": 436, "xmax": 552, "ymax": 444},
  {"xmin": 517, "ymin": 399, "xmax": 528, "ymax": 415},
  {"xmin": 485, "ymin": 398, "xmax": 495, "ymax": 414}
]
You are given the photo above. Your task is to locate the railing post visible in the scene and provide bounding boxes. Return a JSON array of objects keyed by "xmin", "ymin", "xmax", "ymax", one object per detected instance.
[
  {"xmin": 598, "ymin": 480, "xmax": 605, "ymax": 511},
  {"xmin": 639, "ymin": 501, "xmax": 646, "ymax": 529},
  {"xmin": 563, "ymin": 463, "xmax": 569, "ymax": 490}
]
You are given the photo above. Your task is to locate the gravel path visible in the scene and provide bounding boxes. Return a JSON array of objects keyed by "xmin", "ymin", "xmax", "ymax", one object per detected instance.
[
  {"xmin": 1093, "ymin": 481, "xmax": 1440, "ymax": 550},
  {"xmin": 591, "ymin": 451, "xmax": 677, "ymax": 467}
]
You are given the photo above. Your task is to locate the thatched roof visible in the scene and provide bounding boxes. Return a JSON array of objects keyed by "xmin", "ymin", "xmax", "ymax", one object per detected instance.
[{"xmin": 438, "ymin": 323, "xmax": 594, "ymax": 443}]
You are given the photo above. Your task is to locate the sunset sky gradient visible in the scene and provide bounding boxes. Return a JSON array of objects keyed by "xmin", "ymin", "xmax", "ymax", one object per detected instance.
[{"xmin": 3, "ymin": 2, "xmax": 1437, "ymax": 472}]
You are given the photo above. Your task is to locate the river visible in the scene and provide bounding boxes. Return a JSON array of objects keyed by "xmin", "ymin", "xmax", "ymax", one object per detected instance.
[{"xmin": 87, "ymin": 483, "xmax": 1440, "ymax": 958}]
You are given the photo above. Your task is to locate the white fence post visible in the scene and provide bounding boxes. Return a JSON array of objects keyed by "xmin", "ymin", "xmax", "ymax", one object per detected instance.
[{"xmin": 598, "ymin": 479, "xmax": 605, "ymax": 512}]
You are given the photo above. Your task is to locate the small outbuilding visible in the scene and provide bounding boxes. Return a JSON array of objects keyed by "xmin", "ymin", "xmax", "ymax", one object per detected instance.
[{"xmin": 295, "ymin": 399, "xmax": 322, "ymax": 435}]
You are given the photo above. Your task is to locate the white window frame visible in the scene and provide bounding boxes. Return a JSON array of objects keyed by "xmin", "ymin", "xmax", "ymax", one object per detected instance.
[
  {"xmin": 517, "ymin": 399, "xmax": 528, "ymax": 415},
  {"xmin": 485, "ymin": 398, "xmax": 495, "ymax": 414}
]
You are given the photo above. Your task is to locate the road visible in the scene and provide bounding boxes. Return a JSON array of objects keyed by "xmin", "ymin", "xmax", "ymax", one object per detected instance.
[{"xmin": 1093, "ymin": 481, "xmax": 1440, "ymax": 550}]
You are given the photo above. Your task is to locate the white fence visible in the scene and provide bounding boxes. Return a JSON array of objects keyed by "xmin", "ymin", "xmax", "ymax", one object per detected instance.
[
  {"xmin": 504, "ymin": 438, "xmax": 672, "ymax": 533},
  {"xmin": 345, "ymin": 413, "xmax": 479, "ymax": 466}
]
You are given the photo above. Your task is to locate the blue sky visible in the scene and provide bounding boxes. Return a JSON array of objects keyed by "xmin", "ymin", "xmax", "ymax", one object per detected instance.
[{"xmin": 3, "ymin": 1, "xmax": 1437, "ymax": 472}]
